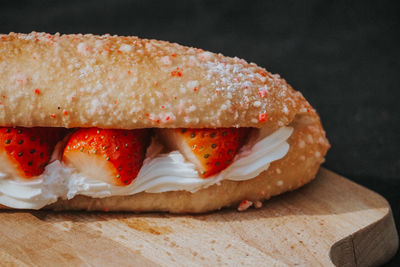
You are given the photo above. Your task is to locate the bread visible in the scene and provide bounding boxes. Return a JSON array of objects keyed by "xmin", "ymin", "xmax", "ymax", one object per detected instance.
[
  {"xmin": 0, "ymin": 32, "xmax": 330, "ymax": 212},
  {"xmin": 1, "ymin": 32, "xmax": 304, "ymax": 130}
]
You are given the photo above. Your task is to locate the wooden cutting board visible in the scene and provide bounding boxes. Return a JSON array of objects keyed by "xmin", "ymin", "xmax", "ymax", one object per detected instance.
[{"xmin": 0, "ymin": 168, "xmax": 397, "ymax": 266}]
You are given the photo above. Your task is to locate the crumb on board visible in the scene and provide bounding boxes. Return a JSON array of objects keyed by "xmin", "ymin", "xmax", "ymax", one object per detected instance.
[{"xmin": 237, "ymin": 200, "xmax": 253, "ymax": 211}]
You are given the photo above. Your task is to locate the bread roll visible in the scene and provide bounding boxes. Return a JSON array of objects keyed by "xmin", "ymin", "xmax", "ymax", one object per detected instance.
[
  {"xmin": 1, "ymin": 32, "xmax": 306, "ymax": 130},
  {"xmin": 0, "ymin": 32, "xmax": 329, "ymax": 212}
]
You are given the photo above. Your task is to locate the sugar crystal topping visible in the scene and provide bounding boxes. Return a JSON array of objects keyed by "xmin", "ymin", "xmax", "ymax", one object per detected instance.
[{"xmin": 0, "ymin": 32, "xmax": 310, "ymax": 129}]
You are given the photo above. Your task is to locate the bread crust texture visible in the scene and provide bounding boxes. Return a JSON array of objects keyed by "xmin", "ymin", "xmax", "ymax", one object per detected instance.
[
  {"xmin": 1, "ymin": 32, "xmax": 307, "ymax": 130},
  {"xmin": 0, "ymin": 32, "xmax": 330, "ymax": 212}
]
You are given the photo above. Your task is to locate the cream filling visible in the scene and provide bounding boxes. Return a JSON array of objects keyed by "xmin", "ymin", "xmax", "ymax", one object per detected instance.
[{"xmin": 0, "ymin": 127, "xmax": 293, "ymax": 209}]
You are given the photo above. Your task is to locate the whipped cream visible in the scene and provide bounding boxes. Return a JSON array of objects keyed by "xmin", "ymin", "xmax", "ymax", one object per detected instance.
[{"xmin": 0, "ymin": 127, "xmax": 293, "ymax": 209}]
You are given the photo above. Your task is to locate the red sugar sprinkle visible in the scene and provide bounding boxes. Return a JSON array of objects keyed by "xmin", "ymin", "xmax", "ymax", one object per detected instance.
[
  {"xmin": 171, "ymin": 67, "xmax": 183, "ymax": 77},
  {"xmin": 258, "ymin": 113, "xmax": 268, "ymax": 122},
  {"xmin": 161, "ymin": 105, "xmax": 165, "ymax": 109},
  {"xmin": 117, "ymin": 50, "xmax": 122, "ymax": 54},
  {"xmin": 2, "ymin": 96, "xmax": 6, "ymax": 99},
  {"xmin": 258, "ymin": 89, "xmax": 268, "ymax": 98},
  {"xmin": 114, "ymin": 100, "xmax": 118, "ymax": 105},
  {"xmin": 259, "ymin": 71, "xmax": 266, "ymax": 77},
  {"xmin": 171, "ymin": 53, "xmax": 177, "ymax": 58},
  {"xmin": 166, "ymin": 116, "xmax": 170, "ymax": 121},
  {"xmin": 34, "ymin": 89, "xmax": 41, "ymax": 95},
  {"xmin": 193, "ymin": 87, "xmax": 197, "ymax": 92},
  {"xmin": 171, "ymin": 70, "xmax": 182, "ymax": 77},
  {"xmin": 50, "ymin": 114, "xmax": 56, "ymax": 119},
  {"xmin": 63, "ymin": 110, "xmax": 69, "ymax": 116},
  {"xmin": 127, "ymin": 70, "xmax": 132, "ymax": 74}
]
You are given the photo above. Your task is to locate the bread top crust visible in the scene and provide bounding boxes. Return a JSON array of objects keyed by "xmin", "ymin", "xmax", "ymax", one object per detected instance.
[{"xmin": 0, "ymin": 32, "xmax": 312, "ymax": 129}]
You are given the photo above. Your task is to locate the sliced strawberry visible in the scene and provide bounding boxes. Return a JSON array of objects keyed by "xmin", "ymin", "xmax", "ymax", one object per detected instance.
[
  {"xmin": 159, "ymin": 128, "xmax": 250, "ymax": 178},
  {"xmin": 62, "ymin": 128, "xmax": 150, "ymax": 186},
  {"xmin": 0, "ymin": 127, "xmax": 65, "ymax": 178}
]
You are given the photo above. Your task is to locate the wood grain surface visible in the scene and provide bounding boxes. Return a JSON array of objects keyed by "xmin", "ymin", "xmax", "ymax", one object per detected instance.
[{"xmin": 0, "ymin": 168, "xmax": 397, "ymax": 266}]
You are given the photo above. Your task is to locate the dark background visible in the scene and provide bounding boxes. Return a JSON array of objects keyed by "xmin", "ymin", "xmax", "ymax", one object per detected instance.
[{"xmin": 1, "ymin": 0, "xmax": 399, "ymax": 265}]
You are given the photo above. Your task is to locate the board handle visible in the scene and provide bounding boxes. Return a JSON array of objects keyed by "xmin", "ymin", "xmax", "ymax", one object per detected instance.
[{"xmin": 330, "ymin": 208, "xmax": 398, "ymax": 266}]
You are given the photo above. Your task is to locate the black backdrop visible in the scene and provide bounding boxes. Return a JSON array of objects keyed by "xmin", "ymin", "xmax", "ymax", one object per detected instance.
[{"xmin": 1, "ymin": 0, "xmax": 399, "ymax": 265}]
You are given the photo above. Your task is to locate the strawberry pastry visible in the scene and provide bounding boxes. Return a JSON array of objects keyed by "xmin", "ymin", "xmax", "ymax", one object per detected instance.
[{"xmin": 0, "ymin": 32, "xmax": 329, "ymax": 213}]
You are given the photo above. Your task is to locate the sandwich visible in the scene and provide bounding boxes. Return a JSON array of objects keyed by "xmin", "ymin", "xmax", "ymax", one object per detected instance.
[{"xmin": 0, "ymin": 32, "xmax": 330, "ymax": 213}]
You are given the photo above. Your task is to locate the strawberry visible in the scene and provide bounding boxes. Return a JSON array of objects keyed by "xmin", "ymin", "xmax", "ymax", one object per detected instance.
[
  {"xmin": 160, "ymin": 128, "xmax": 250, "ymax": 178},
  {"xmin": 62, "ymin": 128, "xmax": 150, "ymax": 186},
  {"xmin": 0, "ymin": 127, "xmax": 65, "ymax": 178}
]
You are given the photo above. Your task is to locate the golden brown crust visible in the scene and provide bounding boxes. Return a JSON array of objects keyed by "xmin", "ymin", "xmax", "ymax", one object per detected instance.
[
  {"xmin": 43, "ymin": 111, "xmax": 329, "ymax": 213},
  {"xmin": 0, "ymin": 32, "xmax": 307, "ymax": 129}
]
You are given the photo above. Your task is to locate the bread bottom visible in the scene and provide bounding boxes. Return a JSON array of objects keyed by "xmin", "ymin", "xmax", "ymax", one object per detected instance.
[{"xmin": 41, "ymin": 111, "xmax": 329, "ymax": 213}]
